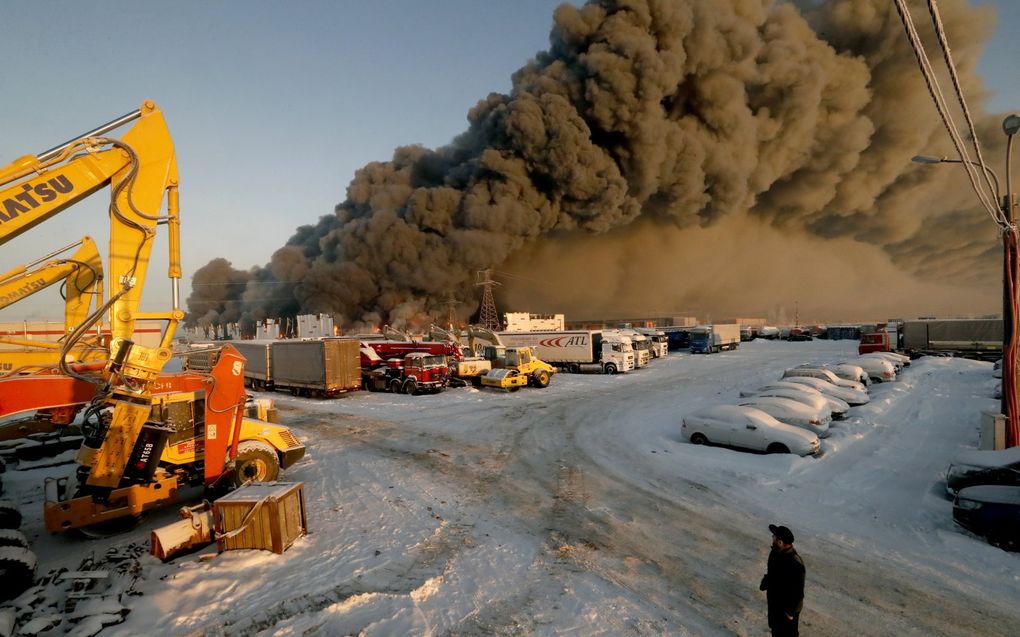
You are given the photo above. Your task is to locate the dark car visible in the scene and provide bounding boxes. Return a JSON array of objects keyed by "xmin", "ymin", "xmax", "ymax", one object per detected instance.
[
  {"xmin": 945, "ymin": 446, "xmax": 1020, "ymax": 495},
  {"xmin": 952, "ymin": 485, "xmax": 1020, "ymax": 551}
]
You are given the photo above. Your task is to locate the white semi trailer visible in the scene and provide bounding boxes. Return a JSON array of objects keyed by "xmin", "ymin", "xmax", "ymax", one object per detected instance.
[{"xmin": 497, "ymin": 330, "xmax": 635, "ymax": 374}]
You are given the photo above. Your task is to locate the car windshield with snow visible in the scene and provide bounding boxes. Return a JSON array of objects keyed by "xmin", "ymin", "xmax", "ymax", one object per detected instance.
[
  {"xmin": 738, "ymin": 386, "xmax": 836, "ymax": 419},
  {"xmin": 845, "ymin": 356, "xmax": 897, "ymax": 383},
  {"xmin": 946, "ymin": 445, "xmax": 1020, "ymax": 495},
  {"xmin": 781, "ymin": 375, "xmax": 870, "ymax": 406},
  {"xmin": 752, "ymin": 381, "xmax": 851, "ymax": 417},
  {"xmin": 861, "ymin": 351, "xmax": 909, "ymax": 369},
  {"xmin": 736, "ymin": 396, "xmax": 830, "ymax": 437},
  {"xmin": 784, "ymin": 367, "xmax": 868, "ymax": 392},
  {"xmin": 681, "ymin": 404, "xmax": 821, "ymax": 456}
]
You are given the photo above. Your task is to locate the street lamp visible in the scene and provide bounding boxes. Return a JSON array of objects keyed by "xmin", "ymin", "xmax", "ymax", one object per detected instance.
[{"xmin": 913, "ymin": 115, "xmax": 1020, "ymax": 448}]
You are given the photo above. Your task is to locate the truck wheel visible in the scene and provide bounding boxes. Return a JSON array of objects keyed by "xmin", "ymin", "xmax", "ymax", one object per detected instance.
[
  {"xmin": 988, "ymin": 524, "xmax": 1020, "ymax": 551},
  {"xmin": 0, "ymin": 502, "xmax": 21, "ymax": 530},
  {"xmin": 0, "ymin": 530, "xmax": 28, "ymax": 549},
  {"xmin": 231, "ymin": 440, "xmax": 281, "ymax": 486},
  {"xmin": 403, "ymin": 379, "xmax": 418, "ymax": 395},
  {"xmin": 604, "ymin": 364, "xmax": 618, "ymax": 375},
  {"xmin": 389, "ymin": 379, "xmax": 402, "ymax": 393},
  {"xmin": 0, "ymin": 546, "xmax": 36, "ymax": 602},
  {"xmin": 531, "ymin": 370, "xmax": 550, "ymax": 388}
]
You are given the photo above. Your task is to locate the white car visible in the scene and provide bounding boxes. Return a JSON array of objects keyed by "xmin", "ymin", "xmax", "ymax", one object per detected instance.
[
  {"xmin": 681, "ymin": 405, "xmax": 821, "ymax": 456},
  {"xmin": 782, "ymin": 376, "xmax": 870, "ymax": 406},
  {"xmin": 861, "ymin": 351, "xmax": 909, "ymax": 369},
  {"xmin": 784, "ymin": 367, "xmax": 868, "ymax": 393},
  {"xmin": 736, "ymin": 396, "xmax": 831, "ymax": 437},
  {"xmin": 844, "ymin": 357, "xmax": 896, "ymax": 383},
  {"xmin": 739, "ymin": 386, "xmax": 840, "ymax": 420},
  {"xmin": 821, "ymin": 363, "xmax": 870, "ymax": 386},
  {"xmin": 751, "ymin": 382, "xmax": 851, "ymax": 418}
]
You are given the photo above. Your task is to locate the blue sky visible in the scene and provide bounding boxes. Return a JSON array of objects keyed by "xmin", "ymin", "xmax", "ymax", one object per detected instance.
[{"xmin": 1, "ymin": 0, "xmax": 1018, "ymax": 319}]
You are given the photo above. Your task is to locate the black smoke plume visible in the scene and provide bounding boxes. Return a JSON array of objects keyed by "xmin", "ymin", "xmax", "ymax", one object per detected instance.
[{"xmin": 189, "ymin": 0, "xmax": 1004, "ymax": 328}]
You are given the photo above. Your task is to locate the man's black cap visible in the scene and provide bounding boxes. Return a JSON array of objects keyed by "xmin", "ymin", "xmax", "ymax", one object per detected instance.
[{"xmin": 769, "ymin": 524, "xmax": 794, "ymax": 544}]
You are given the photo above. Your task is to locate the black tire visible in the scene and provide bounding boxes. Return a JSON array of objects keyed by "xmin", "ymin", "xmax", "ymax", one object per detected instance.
[
  {"xmin": 230, "ymin": 440, "xmax": 281, "ymax": 487},
  {"xmin": 403, "ymin": 379, "xmax": 418, "ymax": 395},
  {"xmin": 77, "ymin": 515, "xmax": 143, "ymax": 539},
  {"xmin": 690, "ymin": 433, "xmax": 708, "ymax": 445},
  {"xmin": 0, "ymin": 546, "xmax": 37, "ymax": 601},
  {"xmin": 0, "ymin": 530, "xmax": 29, "ymax": 549},
  {"xmin": 389, "ymin": 379, "xmax": 402, "ymax": 393},
  {"xmin": 508, "ymin": 385, "xmax": 521, "ymax": 393},
  {"xmin": 604, "ymin": 363, "xmax": 618, "ymax": 375},
  {"xmin": 766, "ymin": 443, "xmax": 790, "ymax": 454},
  {"xmin": 0, "ymin": 503, "xmax": 21, "ymax": 530},
  {"xmin": 532, "ymin": 370, "xmax": 550, "ymax": 388},
  {"xmin": 988, "ymin": 524, "xmax": 1020, "ymax": 552}
]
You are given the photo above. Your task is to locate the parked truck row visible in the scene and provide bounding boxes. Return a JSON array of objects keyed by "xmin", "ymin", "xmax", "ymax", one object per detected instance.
[{"xmin": 859, "ymin": 319, "xmax": 1003, "ymax": 361}]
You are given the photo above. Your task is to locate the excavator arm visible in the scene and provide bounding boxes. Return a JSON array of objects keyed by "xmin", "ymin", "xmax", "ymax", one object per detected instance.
[
  {"xmin": 0, "ymin": 237, "xmax": 103, "ymax": 341},
  {"xmin": 0, "ymin": 100, "xmax": 183, "ymax": 355}
]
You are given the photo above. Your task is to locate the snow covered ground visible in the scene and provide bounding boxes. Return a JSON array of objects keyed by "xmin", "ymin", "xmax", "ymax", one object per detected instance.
[{"xmin": 5, "ymin": 339, "xmax": 1020, "ymax": 636}]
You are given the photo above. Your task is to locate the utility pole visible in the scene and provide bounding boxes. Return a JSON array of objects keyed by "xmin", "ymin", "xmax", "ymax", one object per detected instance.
[{"xmin": 476, "ymin": 270, "xmax": 501, "ymax": 331}]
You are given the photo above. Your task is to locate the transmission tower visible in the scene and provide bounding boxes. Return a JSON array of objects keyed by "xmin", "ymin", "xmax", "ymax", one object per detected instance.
[
  {"xmin": 475, "ymin": 269, "xmax": 502, "ymax": 330},
  {"xmin": 443, "ymin": 294, "xmax": 462, "ymax": 329}
]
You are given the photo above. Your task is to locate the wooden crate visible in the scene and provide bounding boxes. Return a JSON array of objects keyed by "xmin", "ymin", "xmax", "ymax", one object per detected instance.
[{"xmin": 213, "ymin": 482, "xmax": 307, "ymax": 554}]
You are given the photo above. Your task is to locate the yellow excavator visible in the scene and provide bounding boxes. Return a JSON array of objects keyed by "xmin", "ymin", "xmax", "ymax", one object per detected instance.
[
  {"xmin": 0, "ymin": 237, "xmax": 105, "ymax": 362},
  {"xmin": 0, "ymin": 102, "xmax": 304, "ymax": 556}
]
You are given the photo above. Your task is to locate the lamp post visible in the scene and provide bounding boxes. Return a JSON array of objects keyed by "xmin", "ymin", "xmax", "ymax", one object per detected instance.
[{"xmin": 913, "ymin": 115, "xmax": 1020, "ymax": 447}]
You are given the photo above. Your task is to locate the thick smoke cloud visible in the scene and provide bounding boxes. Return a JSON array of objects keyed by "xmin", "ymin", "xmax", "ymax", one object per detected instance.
[{"xmin": 188, "ymin": 0, "xmax": 1004, "ymax": 328}]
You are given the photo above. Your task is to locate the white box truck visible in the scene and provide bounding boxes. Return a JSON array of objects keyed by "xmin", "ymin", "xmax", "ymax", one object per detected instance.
[
  {"xmin": 497, "ymin": 330, "xmax": 635, "ymax": 374},
  {"xmin": 689, "ymin": 324, "xmax": 741, "ymax": 354}
]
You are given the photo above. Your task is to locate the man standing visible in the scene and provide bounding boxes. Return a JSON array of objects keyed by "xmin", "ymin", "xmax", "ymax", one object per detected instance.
[{"xmin": 759, "ymin": 524, "xmax": 805, "ymax": 637}]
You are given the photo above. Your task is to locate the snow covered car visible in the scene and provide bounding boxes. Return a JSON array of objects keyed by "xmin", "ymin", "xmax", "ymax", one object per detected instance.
[
  {"xmin": 782, "ymin": 376, "xmax": 870, "ymax": 406},
  {"xmin": 952, "ymin": 485, "xmax": 1020, "ymax": 551},
  {"xmin": 844, "ymin": 357, "xmax": 896, "ymax": 383},
  {"xmin": 821, "ymin": 363, "xmax": 870, "ymax": 386},
  {"xmin": 681, "ymin": 405, "xmax": 821, "ymax": 456},
  {"xmin": 783, "ymin": 367, "xmax": 868, "ymax": 393},
  {"xmin": 946, "ymin": 445, "xmax": 1020, "ymax": 495},
  {"xmin": 739, "ymin": 386, "xmax": 839, "ymax": 419},
  {"xmin": 749, "ymin": 382, "xmax": 850, "ymax": 419},
  {"xmin": 861, "ymin": 351, "xmax": 909, "ymax": 369},
  {"xmin": 736, "ymin": 396, "xmax": 830, "ymax": 438}
]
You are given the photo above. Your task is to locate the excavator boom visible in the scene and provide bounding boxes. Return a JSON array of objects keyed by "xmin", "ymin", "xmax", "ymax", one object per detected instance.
[
  {"xmin": 0, "ymin": 237, "xmax": 103, "ymax": 331},
  {"xmin": 0, "ymin": 100, "xmax": 182, "ymax": 351}
]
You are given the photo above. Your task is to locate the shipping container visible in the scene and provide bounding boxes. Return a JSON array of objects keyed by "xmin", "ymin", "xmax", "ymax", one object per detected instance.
[
  {"xmin": 231, "ymin": 341, "xmax": 273, "ymax": 390},
  {"xmin": 271, "ymin": 339, "xmax": 361, "ymax": 397},
  {"xmin": 902, "ymin": 319, "xmax": 1002, "ymax": 360}
]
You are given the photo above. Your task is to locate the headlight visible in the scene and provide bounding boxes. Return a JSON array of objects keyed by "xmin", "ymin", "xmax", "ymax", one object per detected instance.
[{"xmin": 954, "ymin": 498, "xmax": 982, "ymax": 510}]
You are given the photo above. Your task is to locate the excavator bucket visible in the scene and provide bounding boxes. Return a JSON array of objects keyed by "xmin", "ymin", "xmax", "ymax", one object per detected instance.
[{"xmin": 150, "ymin": 502, "xmax": 215, "ymax": 561}]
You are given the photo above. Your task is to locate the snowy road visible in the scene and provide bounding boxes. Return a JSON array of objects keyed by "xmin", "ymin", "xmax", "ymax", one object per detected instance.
[{"xmin": 9, "ymin": 340, "xmax": 1020, "ymax": 635}]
